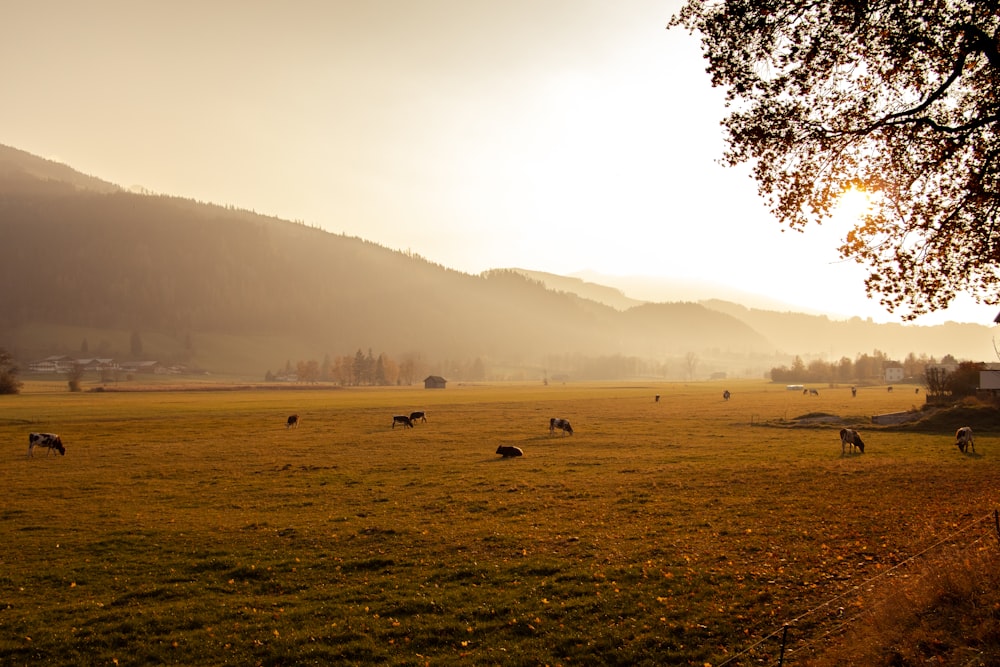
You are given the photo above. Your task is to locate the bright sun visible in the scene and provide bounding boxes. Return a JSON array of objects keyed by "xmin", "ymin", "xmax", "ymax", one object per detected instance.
[{"xmin": 834, "ymin": 186, "xmax": 877, "ymax": 223}]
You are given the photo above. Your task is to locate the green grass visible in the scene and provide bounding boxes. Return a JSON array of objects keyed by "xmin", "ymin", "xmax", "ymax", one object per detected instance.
[{"xmin": 1, "ymin": 380, "xmax": 997, "ymax": 665}]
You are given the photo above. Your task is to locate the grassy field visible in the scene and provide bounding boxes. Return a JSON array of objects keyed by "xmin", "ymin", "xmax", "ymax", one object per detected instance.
[{"xmin": 1, "ymin": 380, "xmax": 997, "ymax": 666}]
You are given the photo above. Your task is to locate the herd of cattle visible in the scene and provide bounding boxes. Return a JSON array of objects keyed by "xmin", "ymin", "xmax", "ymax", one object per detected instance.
[
  {"xmin": 22, "ymin": 398, "xmax": 980, "ymax": 460},
  {"xmin": 836, "ymin": 425, "xmax": 976, "ymax": 456}
]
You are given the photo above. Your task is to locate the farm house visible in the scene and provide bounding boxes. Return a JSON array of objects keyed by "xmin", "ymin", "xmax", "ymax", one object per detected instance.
[{"xmin": 424, "ymin": 375, "xmax": 447, "ymax": 389}]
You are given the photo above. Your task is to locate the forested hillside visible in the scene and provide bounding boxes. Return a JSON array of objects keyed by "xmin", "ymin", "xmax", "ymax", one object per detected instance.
[
  {"xmin": 0, "ymin": 144, "xmax": 993, "ymax": 379},
  {"xmin": 0, "ymin": 145, "xmax": 774, "ymax": 377}
]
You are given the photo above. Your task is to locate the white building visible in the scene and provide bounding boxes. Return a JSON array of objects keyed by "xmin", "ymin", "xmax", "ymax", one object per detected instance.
[{"xmin": 884, "ymin": 367, "xmax": 905, "ymax": 383}]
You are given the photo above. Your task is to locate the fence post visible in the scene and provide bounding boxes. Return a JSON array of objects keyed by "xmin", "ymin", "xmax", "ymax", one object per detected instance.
[{"xmin": 777, "ymin": 625, "xmax": 790, "ymax": 667}]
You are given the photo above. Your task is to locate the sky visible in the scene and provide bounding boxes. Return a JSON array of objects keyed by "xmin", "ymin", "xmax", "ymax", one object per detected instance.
[{"xmin": 3, "ymin": 0, "xmax": 998, "ymax": 326}]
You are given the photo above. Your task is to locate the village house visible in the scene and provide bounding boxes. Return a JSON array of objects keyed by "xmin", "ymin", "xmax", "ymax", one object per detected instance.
[{"xmin": 884, "ymin": 367, "xmax": 905, "ymax": 384}]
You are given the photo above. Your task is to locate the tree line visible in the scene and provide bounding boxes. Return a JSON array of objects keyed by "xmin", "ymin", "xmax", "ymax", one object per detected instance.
[
  {"xmin": 265, "ymin": 349, "xmax": 488, "ymax": 386},
  {"xmin": 769, "ymin": 350, "xmax": 960, "ymax": 385}
]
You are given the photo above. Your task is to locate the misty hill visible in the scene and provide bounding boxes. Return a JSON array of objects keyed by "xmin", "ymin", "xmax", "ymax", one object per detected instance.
[
  {"xmin": 0, "ymin": 145, "xmax": 121, "ymax": 195},
  {"xmin": 511, "ymin": 269, "xmax": 645, "ymax": 310},
  {"xmin": 698, "ymin": 300, "xmax": 995, "ymax": 364},
  {"xmin": 0, "ymin": 144, "xmax": 993, "ymax": 378},
  {"xmin": 0, "ymin": 144, "xmax": 780, "ymax": 377},
  {"xmin": 518, "ymin": 270, "xmax": 995, "ymax": 364}
]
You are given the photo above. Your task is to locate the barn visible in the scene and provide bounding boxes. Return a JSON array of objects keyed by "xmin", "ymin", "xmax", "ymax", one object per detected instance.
[{"xmin": 424, "ymin": 375, "xmax": 447, "ymax": 389}]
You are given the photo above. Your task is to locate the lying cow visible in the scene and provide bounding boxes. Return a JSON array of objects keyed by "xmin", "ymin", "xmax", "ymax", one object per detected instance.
[
  {"xmin": 409, "ymin": 411, "xmax": 427, "ymax": 423},
  {"xmin": 839, "ymin": 428, "xmax": 865, "ymax": 455},
  {"xmin": 286, "ymin": 414, "xmax": 299, "ymax": 429},
  {"xmin": 550, "ymin": 418, "xmax": 573, "ymax": 435},
  {"xmin": 392, "ymin": 415, "xmax": 414, "ymax": 429},
  {"xmin": 956, "ymin": 426, "xmax": 976, "ymax": 454},
  {"xmin": 28, "ymin": 432, "xmax": 66, "ymax": 457},
  {"xmin": 496, "ymin": 445, "xmax": 523, "ymax": 458}
]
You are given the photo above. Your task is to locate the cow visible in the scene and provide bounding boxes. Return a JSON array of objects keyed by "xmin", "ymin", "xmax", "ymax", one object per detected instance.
[
  {"xmin": 723, "ymin": 390, "xmax": 731, "ymax": 401},
  {"xmin": 809, "ymin": 389, "xmax": 820, "ymax": 396},
  {"xmin": 286, "ymin": 414, "xmax": 299, "ymax": 429},
  {"xmin": 496, "ymin": 445, "xmax": 523, "ymax": 458},
  {"xmin": 28, "ymin": 433, "xmax": 66, "ymax": 457},
  {"xmin": 887, "ymin": 386, "xmax": 893, "ymax": 393},
  {"xmin": 955, "ymin": 426, "xmax": 976, "ymax": 454},
  {"xmin": 549, "ymin": 418, "xmax": 573, "ymax": 435},
  {"xmin": 839, "ymin": 428, "xmax": 865, "ymax": 455},
  {"xmin": 392, "ymin": 415, "xmax": 414, "ymax": 429},
  {"xmin": 409, "ymin": 411, "xmax": 427, "ymax": 423},
  {"xmin": 851, "ymin": 386, "xmax": 857, "ymax": 397}
]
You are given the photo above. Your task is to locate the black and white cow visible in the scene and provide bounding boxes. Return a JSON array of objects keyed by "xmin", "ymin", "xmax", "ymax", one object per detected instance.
[
  {"xmin": 550, "ymin": 418, "xmax": 573, "ymax": 435},
  {"xmin": 496, "ymin": 445, "xmax": 523, "ymax": 458},
  {"xmin": 839, "ymin": 428, "xmax": 865, "ymax": 455},
  {"xmin": 286, "ymin": 414, "xmax": 299, "ymax": 429},
  {"xmin": 392, "ymin": 415, "xmax": 414, "ymax": 429},
  {"xmin": 28, "ymin": 432, "xmax": 66, "ymax": 457},
  {"xmin": 409, "ymin": 411, "xmax": 427, "ymax": 423},
  {"xmin": 956, "ymin": 426, "xmax": 975, "ymax": 454}
]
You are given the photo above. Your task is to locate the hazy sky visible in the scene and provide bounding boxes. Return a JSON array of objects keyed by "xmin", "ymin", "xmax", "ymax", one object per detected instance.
[{"xmin": 4, "ymin": 1, "xmax": 997, "ymax": 325}]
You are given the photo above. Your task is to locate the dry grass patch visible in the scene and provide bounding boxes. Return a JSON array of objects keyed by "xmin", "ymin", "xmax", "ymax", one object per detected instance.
[{"xmin": 0, "ymin": 380, "xmax": 997, "ymax": 665}]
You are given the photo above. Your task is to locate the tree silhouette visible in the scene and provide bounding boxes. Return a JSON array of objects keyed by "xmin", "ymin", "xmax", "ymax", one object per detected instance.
[
  {"xmin": 672, "ymin": 1, "xmax": 1000, "ymax": 318},
  {"xmin": 130, "ymin": 330, "xmax": 143, "ymax": 357},
  {"xmin": 0, "ymin": 348, "xmax": 22, "ymax": 394}
]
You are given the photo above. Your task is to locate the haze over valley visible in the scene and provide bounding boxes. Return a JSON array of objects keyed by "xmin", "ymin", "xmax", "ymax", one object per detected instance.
[{"xmin": 0, "ymin": 145, "xmax": 994, "ymax": 380}]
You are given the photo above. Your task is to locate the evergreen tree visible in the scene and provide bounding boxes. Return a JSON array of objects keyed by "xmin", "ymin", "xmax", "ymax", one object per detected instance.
[{"xmin": 0, "ymin": 348, "xmax": 22, "ymax": 394}]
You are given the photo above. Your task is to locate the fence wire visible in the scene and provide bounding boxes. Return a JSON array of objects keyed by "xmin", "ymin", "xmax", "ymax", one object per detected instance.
[{"xmin": 714, "ymin": 510, "xmax": 998, "ymax": 667}]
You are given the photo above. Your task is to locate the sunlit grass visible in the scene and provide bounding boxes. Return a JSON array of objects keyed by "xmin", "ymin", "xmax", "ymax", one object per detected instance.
[{"xmin": 1, "ymin": 380, "xmax": 996, "ymax": 665}]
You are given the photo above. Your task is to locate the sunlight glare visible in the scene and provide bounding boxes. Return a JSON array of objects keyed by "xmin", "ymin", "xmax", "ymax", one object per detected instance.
[{"xmin": 834, "ymin": 185, "xmax": 876, "ymax": 223}]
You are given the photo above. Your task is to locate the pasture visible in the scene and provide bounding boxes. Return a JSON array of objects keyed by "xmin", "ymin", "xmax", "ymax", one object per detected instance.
[{"xmin": 1, "ymin": 380, "xmax": 997, "ymax": 666}]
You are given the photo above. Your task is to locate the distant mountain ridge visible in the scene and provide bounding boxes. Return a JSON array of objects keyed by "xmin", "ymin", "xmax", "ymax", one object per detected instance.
[
  {"xmin": 0, "ymin": 144, "xmax": 993, "ymax": 377},
  {"xmin": 0, "ymin": 144, "xmax": 120, "ymax": 194}
]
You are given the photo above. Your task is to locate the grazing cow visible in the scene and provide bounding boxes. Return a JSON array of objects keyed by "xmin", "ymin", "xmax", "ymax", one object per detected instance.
[
  {"xmin": 392, "ymin": 415, "xmax": 414, "ymax": 429},
  {"xmin": 723, "ymin": 390, "xmax": 731, "ymax": 401},
  {"xmin": 496, "ymin": 445, "xmax": 523, "ymax": 458},
  {"xmin": 839, "ymin": 428, "xmax": 865, "ymax": 455},
  {"xmin": 409, "ymin": 411, "xmax": 427, "ymax": 423},
  {"xmin": 955, "ymin": 426, "xmax": 976, "ymax": 454},
  {"xmin": 809, "ymin": 389, "xmax": 820, "ymax": 396},
  {"xmin": 286, "ymin": 414, "xmax": 299, "ymax": 429},
  {"xmin": 550, "ymin": 418, "xmax": 573, "ymax": 435},
  {"xmin": 851, "ymin": 386, "xmax": 857, "ymax": 398},
  {"xmin": 28, "ymin": 432, "xmax": 66, "ymax": 457}
]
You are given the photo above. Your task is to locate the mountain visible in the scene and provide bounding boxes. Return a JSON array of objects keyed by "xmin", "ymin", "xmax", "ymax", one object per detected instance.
[
  {"xmin": 568, "ymin": 270, "xmax": 826, "ymax": 315},
  {"xmin": 0, "ymin": 144, "xmax": 992, "ymax": 378},
  {"xmin": 520, "ymin": 272, "xmax": 995, "ymax": 365},
  {"xmin": 0, "ymin": 145, "xmax": 120, "ymax": 195},
  {"xmin": 0, "ymin": 144, "xmax": 780, "ymax": 378},
  {"xmin": 510, "ymin": 270, "xmax": 644, "ymax": 311}
]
